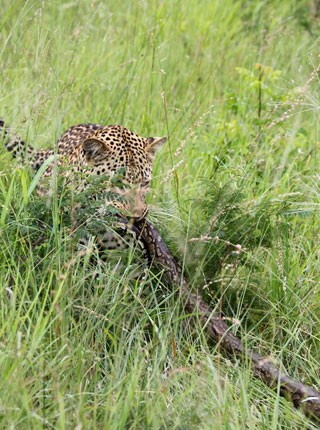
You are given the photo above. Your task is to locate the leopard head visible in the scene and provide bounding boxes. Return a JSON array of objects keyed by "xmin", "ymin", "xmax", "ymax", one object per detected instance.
[{"xmin": 82, "ymin": 125, "xmax": 166, "ymax": 219}]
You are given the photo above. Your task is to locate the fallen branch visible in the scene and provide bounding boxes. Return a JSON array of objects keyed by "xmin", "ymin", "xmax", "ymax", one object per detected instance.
[{"xmin": 135, "ymin": 218, "xmax": 320, "ymax": 421}]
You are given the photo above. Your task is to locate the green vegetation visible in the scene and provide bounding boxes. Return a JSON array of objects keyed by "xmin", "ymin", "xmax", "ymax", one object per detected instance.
[{"xmin": 1, "ymin": 0, "xmax": 320, "ymax": 428}]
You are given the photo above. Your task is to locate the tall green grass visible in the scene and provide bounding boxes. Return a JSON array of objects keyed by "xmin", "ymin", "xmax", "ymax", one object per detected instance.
[{"xmin": 1, "ymin": 0, "xmax": 320, "ymax": 428}]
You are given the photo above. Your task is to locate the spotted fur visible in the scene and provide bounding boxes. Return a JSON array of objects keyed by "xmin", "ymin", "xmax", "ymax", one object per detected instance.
[
  {"xmin": 1, "ymin": 121, "xmax": 166, "ymax": 218},
  {"xmin": 1, "ymin": 120, "xmax": 166, "ymax": 252}
]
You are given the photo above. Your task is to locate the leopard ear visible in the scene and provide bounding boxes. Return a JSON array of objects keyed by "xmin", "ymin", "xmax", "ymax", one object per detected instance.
[
  {"xmin": 82, "ymin": 138, "xmax": 110, "ymax": 162},
  {"xmin": 145, "ymin": 136, "xmax": 167, "ymax": 156}
]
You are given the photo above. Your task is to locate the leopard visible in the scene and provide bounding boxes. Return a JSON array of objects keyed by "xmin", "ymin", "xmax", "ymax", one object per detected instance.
[{"xmin": 0, "ymin": 119, "xmax": 166, "ymax": 254}]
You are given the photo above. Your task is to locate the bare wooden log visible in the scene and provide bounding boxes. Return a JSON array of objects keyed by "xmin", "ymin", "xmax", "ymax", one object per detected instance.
[{"xmin": 135, "ymin": 218, "xmax": 320, "ymax": 420}]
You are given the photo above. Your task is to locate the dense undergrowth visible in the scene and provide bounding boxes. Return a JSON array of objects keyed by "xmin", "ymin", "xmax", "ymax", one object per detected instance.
[{"xmin": 1, "ymin": 0, "xmax": 320, "ymax": 428}]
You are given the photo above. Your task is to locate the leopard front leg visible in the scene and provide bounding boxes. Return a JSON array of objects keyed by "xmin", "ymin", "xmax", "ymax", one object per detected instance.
[{"xmin": 77, "ymin": 214, "xmax": 149, "ymax": 263}]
